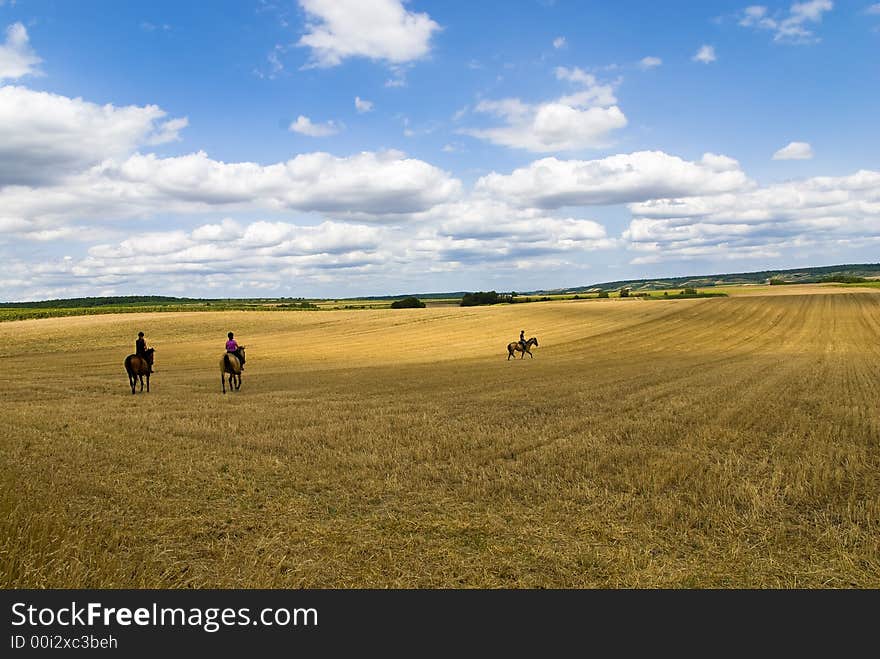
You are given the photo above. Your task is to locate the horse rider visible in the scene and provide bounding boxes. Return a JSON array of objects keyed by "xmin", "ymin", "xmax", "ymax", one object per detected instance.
[
  {"xmin": 519, "ymin": 329, "xmax": 527, "ymax": 352},
  {"xmin": 136, "ymin": 331, "xmax": 153, "ymax": 372},
  {"xmin": 226, "ymin": 331, "xmax": 245, "ymax": 370}
]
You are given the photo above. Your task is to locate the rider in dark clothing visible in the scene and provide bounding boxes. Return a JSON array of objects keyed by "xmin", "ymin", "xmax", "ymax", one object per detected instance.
[
  {"xmin": 136, "ymin": 332, "xmax": 153, "ymax": 372},
  {"xmin": 519, "ymin": 330, "xmax": 527, "ymax": 351}
]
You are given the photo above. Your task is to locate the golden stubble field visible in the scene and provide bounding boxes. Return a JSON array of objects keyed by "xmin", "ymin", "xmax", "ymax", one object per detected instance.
[{"xmin": 2, "ymin": 288, "xmax": 879, "ymax": 588}]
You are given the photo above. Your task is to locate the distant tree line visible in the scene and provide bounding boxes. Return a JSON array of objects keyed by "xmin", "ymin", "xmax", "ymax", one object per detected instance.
[
  {"xmin": 818, "ymin": 275, "xmax": 867, "ymax": 284},
  {"xmin": 459, "ymin": 291, "xmax": 519, "ymax": 306},
  {"xmin": 390, "ymin": 297, "xmax": 426, "ymax": 308},
  {"xmin": 0, "ymin": 295, "xmax": 210, "ymax": 308}
]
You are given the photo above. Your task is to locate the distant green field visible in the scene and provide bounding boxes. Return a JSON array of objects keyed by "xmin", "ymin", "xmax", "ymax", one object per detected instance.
[
  {"xmin": 0, "ymin": 302, "xmax": 319, "ymax": 322},
  {"xmin": 7, "ymin": 281, "xmax": 876, "ymax": 323},
  {"xmin": 0, "ymin": 291, "xmax": 735, "ymax": 321}
]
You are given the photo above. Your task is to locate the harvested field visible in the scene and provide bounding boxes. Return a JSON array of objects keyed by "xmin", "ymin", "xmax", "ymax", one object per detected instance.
[{"xmin": 2, "ymin": 288, "xmax": 879, "ymax": 587}]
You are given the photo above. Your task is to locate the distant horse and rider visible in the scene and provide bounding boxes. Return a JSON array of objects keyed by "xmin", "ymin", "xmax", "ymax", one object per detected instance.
[
  {"xmin": 221, "ymin": 347, "xmax": 246, "ymax": 393},
  {"xmin": 221, "ymin": 331, "xmax": 246, "ymax": 394},
  {"xmin": 124, "ymin": 348, "xmax": 155, "ymax": 394},
  {"xmin": 508, "ymin": 329, "xmax": 539, "ymax": 360}
]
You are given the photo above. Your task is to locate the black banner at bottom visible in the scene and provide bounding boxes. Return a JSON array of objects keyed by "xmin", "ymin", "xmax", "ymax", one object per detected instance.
[{"xmin": 2, "ymin": 589, "xmax": 876, "ymax": 654}]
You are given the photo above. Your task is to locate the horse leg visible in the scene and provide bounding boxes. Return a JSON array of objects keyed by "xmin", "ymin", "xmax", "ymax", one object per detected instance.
[
  {"xmin": 129, "ymin": 373, "xmax": 136, "ymax": 395},
  {"xmin": 235, "ymin": 374, "xmax": 241, "ymax": 390},
  {"xmin": 146, "ymin": 373, "xmax": 150, "ymax": 393},
  {"xmin": 221, "ymin": 371, "xmax": 226, "ymax": 394}
]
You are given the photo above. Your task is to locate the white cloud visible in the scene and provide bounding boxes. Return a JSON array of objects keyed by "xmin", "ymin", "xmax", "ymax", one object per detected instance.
[
  {"xmin": 552, "ymin": 36, "xmax": 566, "ymax": 49},
  {"xmin": 867, "ymin": 3, "xmax": 880, "ymax": 15},
  {"xmin": 554, "ymin": 67, "xmax": 619, "ymax": 105},
  {"xmin": 692, "ymin": 45, "xmax": 716, "ymax": 63},
  {"xmin": 428, "ymin": 200, "xmax": 615, "ymax": 253},
  {"xmin": 476, "ymin": 151, "xmax": 751, "ymax": 208},
  {"xmin": 624, "ymin": 169, "xmax": 880, "ymax": 262},
  {"xmin": 354, "ymin": 96, "xmax": 374, "ymax": 113},
  {"xmin": 191, "ymin": 218, "xmax": 243, "ymax": 242},
  {"xmin": 256, "ymin": 44, "xmax": 288, "ymax": 79},
  {"xmin": 289, "ymin": 115, "xmax": 342, "ymax": 136},
  {"xmin": 638, "ymin": 56, "xmax": 662, "ymax": 70},
  {"xmin": 0, "ymin": 22, "xmax": 42, "ymax": 81},
  {"xmin": 297, "ymin": 0, "xmax": 440, "ymax": 67},
  {"xmin": 462, "ymin": 68, "xmax": 626, "ymax": 152},
  {"xmin": 739, "ymin": 1, "xmax": 833, "ymax": 44},
  {"xmin": 772, "ymin": 141, "xmax": 814, "ymax": 160},
  {"xmin": 0, "ymin": 85, "xmax": 187, "ymax": 186},
  {"xmin": 0, "ymin": 198, "xmax": 621, "ymax": 299},
  {"xmin": 147, "ymin": 117, "xmax": 189, "ymax": 145},
  {"xmin": 141, "ymin": 22, "xmax": 172, "ymax": 33},
  {"xmin": 0, "ymin": 149, "xmax": 463, "ymax": 240}
]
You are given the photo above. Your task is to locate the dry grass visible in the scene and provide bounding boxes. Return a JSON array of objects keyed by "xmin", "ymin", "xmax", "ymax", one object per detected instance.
[{"xmin": 1, "ymin": 289, "xmax": 879, "ymax": 588}]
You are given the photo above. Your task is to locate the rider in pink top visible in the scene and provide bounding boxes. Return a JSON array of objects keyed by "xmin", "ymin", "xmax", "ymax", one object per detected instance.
[{"xmin": 226, "ymin": 331, "xmax": 245, "ymax": 369}]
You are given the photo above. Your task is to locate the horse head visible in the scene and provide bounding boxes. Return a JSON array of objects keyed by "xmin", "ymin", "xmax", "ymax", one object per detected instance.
[
  {"xmin": 530, "ymin": 337, "xmax": 538, "ymax": 347},
  {"xmin": 145, "ymin": 347, "xmax": 155, "ymax": 363}
]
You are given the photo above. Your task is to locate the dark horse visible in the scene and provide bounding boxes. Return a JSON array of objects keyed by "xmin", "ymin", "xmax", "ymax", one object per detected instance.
[
  {"xmin": 124, "ymin": 348, "xmax": 155, "ymax": 394},
  {"xmin": 221, "ymin": 347, "xmax": 245, "ymax": 394},
  {"xmin": 507, "ymin": 337, "xmax": 538, "ymax": 360}
]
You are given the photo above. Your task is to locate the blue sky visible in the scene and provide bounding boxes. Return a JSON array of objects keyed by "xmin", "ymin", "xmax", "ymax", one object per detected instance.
[{"xmin": 1, "ymin": 0, "xmax": 878, "ymax": 300}]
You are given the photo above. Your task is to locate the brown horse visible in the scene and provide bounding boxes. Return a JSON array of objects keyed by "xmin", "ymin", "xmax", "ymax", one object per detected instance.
[
  {"xmin": 507, "ymin": 337, "xmax": 538, "ymax": 360},
  {"xmin": 124, "ymin": 348, "xmax": 155, "ymax": 394},
  {"xmin": 221, "ymin": 347, "xmax": 245, "ymax": 394}
]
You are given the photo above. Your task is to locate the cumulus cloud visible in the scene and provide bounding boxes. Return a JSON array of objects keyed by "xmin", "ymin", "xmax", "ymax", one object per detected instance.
[
  {"xmin": 0, "ymin": 149, "xmax": 463, "ymax": 241},
  {"xmin": 772, "ymin": 141, "xmax": 814, "ymax": 160},
  {"xmin": 739, "ymin": 1, "xmax": 833, "ymax": 44},
  {"xmin": 552, "ymin": 36, "xmax": 566, "ymax": 49},
  {"xmin": 0, "ymin": 196, "xmax": 620, "ymax": 300},
  {"xmin": 692, "ymin": 45, "xmax": 716, "ymax": 63},
  {"xmin": 638, "ymin": 56, "xmax": 662, "ymax": 70},
  {"xmin": 289, "ymin": 115, "xmax": 342, "ymax": 136},
  {"xmin": 384, "ymin": 73, "xmax": 406, "ymax": 87},
  {"xmin": 0, "ymin": 86, "xmax": 187, "ymax": 186},
  {"xmin": 462, "ymin": 67, "xmax": 626, "ymax": 152},
  {"xmin": 354, "ymin": 96, "xmax": 374, "ymax": 113},
  {"xmin": 624, "ymin": 169, "xmax": 880, "ymax": 262},
  {"xmin": 0, "ymin": 22, "xmax": 42, "ymax": 81},
  {"xmin": 475, "ymin": 151, "xmax": 752, "ymax": 208},
  {"xmin": 39, "ymin": 219, "xmax": 391, "ymax": 295},
  {"xmin": 297, "ymin": 0, "xmax": 440, "ymax": 67}
]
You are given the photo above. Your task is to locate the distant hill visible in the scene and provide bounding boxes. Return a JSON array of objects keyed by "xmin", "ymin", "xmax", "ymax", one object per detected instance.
[{"xmin": 538, "ymin": 263, "xmax": 880, "ymax": 294}]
